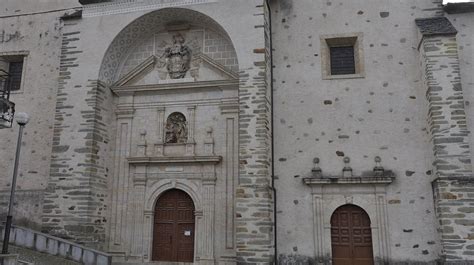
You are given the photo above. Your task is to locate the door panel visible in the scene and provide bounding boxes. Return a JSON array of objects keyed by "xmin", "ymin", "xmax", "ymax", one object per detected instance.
[
  {"xmin": 152, "ymin": 189, "xmax": 195, "ymax": 262},
  {"xmin": 177, "ymin": 223, "xmax": 195, "ymax": 262},
  {"xmin": 331, "ymin": 205, "xmax": 374, "ymax": 265}
]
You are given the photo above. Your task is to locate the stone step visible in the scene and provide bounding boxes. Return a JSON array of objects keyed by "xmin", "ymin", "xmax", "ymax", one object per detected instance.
[
  {"xmin": 0, "ymin": 243, "xmax": 80, "ymax": 265},
  {"xmin": 2, "ymin": 225, "xmax": 112, "ymax": 265},
  {"xmin": 112, "ymin": 261, "xmax": 193, "ymax": 265}
]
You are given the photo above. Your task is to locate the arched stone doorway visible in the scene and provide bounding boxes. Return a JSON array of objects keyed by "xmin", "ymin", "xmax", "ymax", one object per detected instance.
[
  {"xmin": 331, "ymin": 204, "xmax": 374, "ymax": 265},
  {"xmin": 152, "ymin": 189, "xmax": 195, "ymax": 262},
  {"xmin": 100, "ymin": 7, "xmax": 240, "ymax": 263}
]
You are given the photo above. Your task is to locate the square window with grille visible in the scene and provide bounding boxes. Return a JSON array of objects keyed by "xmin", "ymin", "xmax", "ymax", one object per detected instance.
[
  {"xmin": 330, "ymin": 46, "xmax": 355, "ymax": 75},
  {"xmin": 0, "ymin": 55, "xmax": 26, "ymax": 92},
  {"xmin": 321, "ymin": 33, "xmax": 364, "ymax": 79}
]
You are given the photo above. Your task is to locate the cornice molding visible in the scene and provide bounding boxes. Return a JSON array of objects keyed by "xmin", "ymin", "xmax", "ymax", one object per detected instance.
[
  {"xmin": 127, "ymin": 155, "xmax": 222, "ymax": 164},
  {"xmin": 303, "ymin": 175, "xmax": 394, "ymax": 186},
  {"xmin": 112, "ymin": 79, "xmax": 239, "ymax": 96},
  {"xmin": 83, "ymin": 0, "xmax": 218, "ymax": 17}
]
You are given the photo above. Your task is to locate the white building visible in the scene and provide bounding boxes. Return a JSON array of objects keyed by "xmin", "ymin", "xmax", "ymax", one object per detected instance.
[{"xmin": 0, "ymin": 0, "xmax": 473, "ymax": 264}]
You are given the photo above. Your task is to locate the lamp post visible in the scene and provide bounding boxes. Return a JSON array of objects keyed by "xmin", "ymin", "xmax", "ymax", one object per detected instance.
[{"xmin": 2, "ymin": 112, "xmax": 29, "ymax": 254}]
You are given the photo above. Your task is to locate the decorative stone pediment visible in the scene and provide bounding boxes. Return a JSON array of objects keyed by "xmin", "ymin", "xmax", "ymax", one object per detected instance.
[{"xmin": 113, "ymin": 53, "xmax": 238, "ymax": 87}]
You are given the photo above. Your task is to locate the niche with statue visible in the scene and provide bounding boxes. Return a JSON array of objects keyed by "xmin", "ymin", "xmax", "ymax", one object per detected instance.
[{"xmin": 165, "ymin": 112, "xmax": 188, "ymax": 144}]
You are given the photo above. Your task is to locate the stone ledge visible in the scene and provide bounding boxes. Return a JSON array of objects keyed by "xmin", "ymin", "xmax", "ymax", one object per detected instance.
[
  {"xmin": 127, "ymin": 155, "xmax": 222, "ymax": 165},
  {"xmin": 444, "ymin": 2, "xmax": 474, "ymax": 14},
  {"xmin": 303, "ymin": 174, "xmax": 394, "ymax": 186},
  {"xmin": 415, "ymin": 17, "xmax": 457, "ymax": 36}
]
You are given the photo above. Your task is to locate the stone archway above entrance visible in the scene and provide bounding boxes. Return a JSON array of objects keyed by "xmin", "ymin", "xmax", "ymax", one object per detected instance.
[{"xmin": 303, "ymin": 174, "xmax": 394, "ymax": 264}]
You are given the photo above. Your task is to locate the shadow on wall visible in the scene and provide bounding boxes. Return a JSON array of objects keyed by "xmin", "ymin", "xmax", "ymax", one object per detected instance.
[
  {"xmin": 0, "ymin": 191, "xmax": 44, "ymax": 231},
  {"xmin": 278, "ymin": 254, "xmax": 447, "ymax": 265},
  {"xmin": 79, "ymin": 0, "xmax": 111, "ymax": 4},
  {"xmin": 278, "ymin": 0, "xmax": 293, "ymax": 15},
  {"xmin": 278, "ymin": 254, "xmax": 318, "ymax": 265}
]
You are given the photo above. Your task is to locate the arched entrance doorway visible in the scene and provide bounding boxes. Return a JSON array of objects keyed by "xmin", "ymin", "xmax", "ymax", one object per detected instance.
[
  {"xmin": 152, "ymin": 189, "xmax": 195, "ymax": 262},
  {"xmin": 331, "ymin": 204, "xmax": 374, "ymax": 265}
]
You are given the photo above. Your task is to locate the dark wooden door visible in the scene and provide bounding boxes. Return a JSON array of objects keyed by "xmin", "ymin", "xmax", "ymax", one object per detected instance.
[
  {"xmin": 331, "ymin": 205, "xmax": 374, "ymax": 265},
  {"xmin": 152, "ymin": 189, "xmax": 195, "ymax": 262}
]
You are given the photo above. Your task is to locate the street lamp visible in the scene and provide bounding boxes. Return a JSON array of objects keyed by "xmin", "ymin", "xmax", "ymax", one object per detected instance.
[{"xmin": 2, "ymin": 112, "xmax": 29, "ymax": 254}]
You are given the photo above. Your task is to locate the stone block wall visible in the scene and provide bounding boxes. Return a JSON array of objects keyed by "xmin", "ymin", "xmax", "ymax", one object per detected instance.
[
  {"xmin": 235, "ymin": 1, "xmax": 275, "ymax": 264},
  {"xmin": 204, "ymin": 30, "xmax": 239, "ymax": 72},
  {"xmin": 42, "ymin": 18, "xmax": 114, "ymax": 247},
  {"xmin": 417, "ymin": 19, "xmax": 474, "ymax": 261},
  {"xmin": 0, "ymin": 4, "xmax": 79, "ymax": 229}
]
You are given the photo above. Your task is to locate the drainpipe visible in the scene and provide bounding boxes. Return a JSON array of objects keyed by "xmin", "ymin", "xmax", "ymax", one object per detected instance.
[{"xmin": 265, "ymin": 0, "xmax": 277, "ymax": 263}]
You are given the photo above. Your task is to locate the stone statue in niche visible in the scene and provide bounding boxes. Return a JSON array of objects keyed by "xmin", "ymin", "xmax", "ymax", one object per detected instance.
[
  {"xmin": 162, "ymin": 33, "xmax": 192, "ymax": 79},
  {"xmin": 165, "ymin": 112, "xmax": 188, "ymax": 144}
]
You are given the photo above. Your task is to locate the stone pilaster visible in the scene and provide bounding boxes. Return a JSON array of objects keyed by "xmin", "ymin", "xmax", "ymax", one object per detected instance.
[
  {"xmin": 154, "ymin": 107, "xmax": 165, "ymax": 156},
  {"xmin": 186, "ymin": 105, "xmax": 196, "ymax": 156},
  {"xmin": 130, "ymin": 164, "xmax": 146, "ymax": 257},
  {"xmin": 200, "ymin": 172, "xmax": 216, "ymax": 265},
  {"xmin": 416, "ymin": 17, "xmax": 474, "ymax": 262},
  {"xmin": 109, "ymin": 107, "xmax": 134, "ymax": 252},
  {"xmin": 235, "ymin": 1, "xmax": 274, "ymax": 264}
]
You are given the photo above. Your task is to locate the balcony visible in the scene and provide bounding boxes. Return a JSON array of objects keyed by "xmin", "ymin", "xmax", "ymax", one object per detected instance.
[{"xmin": 0, "ymin": 69, "xmax": 15, "ymax": 128}]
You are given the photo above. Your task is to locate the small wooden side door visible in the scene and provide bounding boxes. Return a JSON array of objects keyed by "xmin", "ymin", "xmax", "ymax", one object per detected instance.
[{"xmin": 331, "ymin": 204, "xmax": 374, "ymax": 265}]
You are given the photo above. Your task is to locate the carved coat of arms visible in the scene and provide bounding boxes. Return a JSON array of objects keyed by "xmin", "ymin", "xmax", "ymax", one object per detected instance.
[{"xmin": 162, "ymin": 33, "xmax": 192, "ymax": 79}]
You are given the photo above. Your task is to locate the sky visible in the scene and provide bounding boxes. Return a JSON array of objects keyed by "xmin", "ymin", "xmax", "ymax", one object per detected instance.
[{"xmin": 444, "ymin": 0, "xmax": 474, "ymax": 3}]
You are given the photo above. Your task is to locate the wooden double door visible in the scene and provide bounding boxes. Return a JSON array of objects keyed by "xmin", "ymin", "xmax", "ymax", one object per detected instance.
[
  {"xmin": 331, "ymin": 204, "xmax": 374, "ymax": 265},
  {"xmin": 152, "ymin": 189, "xmax": 195, "ymax": 262}
]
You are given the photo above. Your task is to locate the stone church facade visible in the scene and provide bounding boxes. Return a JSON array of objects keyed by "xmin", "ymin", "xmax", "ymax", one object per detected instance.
[{"xmin": 0, "ymin": 0, "xmax": 473, "ymax": 264}]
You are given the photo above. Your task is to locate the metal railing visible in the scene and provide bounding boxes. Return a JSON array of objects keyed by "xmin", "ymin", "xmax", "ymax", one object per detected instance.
[
  {"xmin": 1, "ymin": 226, "xmax": 112, "ymax": 265},
  {"xmin": 0, "ymin": 70, "xmax": 14, "ymax": 128}
]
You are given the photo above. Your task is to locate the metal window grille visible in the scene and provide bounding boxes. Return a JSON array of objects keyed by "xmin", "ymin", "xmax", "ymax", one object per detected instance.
[
  {"xmin": 8, "ymin": 61, "xmax": 23, "ymax": 91},
  {"xmin": 330, "ymin": 46, "xmax": 355, "ymax": 75}
]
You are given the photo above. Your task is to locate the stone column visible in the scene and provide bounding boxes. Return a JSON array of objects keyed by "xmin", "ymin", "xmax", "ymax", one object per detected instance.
[
  {"xmin": 186, "ymin": 106, "xmax": 196, "ymax": 156},
  {"xmin": 416, "ymin": 17, "xmax": 474, "ymax": 262}
]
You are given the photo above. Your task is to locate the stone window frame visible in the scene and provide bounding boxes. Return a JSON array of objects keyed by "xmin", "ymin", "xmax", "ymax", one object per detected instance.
[
  {"xmin": 0, "ymin": 51, "xmax": 29, "ymax": 94},
  {"xmin": 320, "ymin": 33, "xmax": 365, "ymax": 80}
]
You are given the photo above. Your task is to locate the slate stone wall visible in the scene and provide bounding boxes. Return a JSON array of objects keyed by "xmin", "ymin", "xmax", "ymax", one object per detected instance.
[
  {"xmin": 0, "ymin": 6, "xmax": 77, "ymax": 230},
  {"xmin": 235, "ymin": 1, "xmax": 274, "ymax": 264},
  {"xmin": 418, "ymin": 30, "xmax": 474, "ymax": 261},
  {"xmin": 42, "ymin": 20, "xmax": 113, "ymax": 248}
]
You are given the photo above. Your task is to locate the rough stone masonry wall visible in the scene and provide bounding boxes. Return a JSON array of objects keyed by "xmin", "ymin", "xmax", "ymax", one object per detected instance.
[
  {"xmin": 41, "ymin": 16, "xmax": 113, "ymax": 248},
  {"xmin": 447, "ymin": 13, "xmax": 474, "ymax": 166},
  {"xmin": 418, "ymin": 29, "xmax": 474, "ymax": 262},
  {"xmin": 235, "ymin": 1, "xmax": 274, "ymax": 264},
  {"xmin": 0, "ymin": 5, "xmax": 79, "ymax": 229}
]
